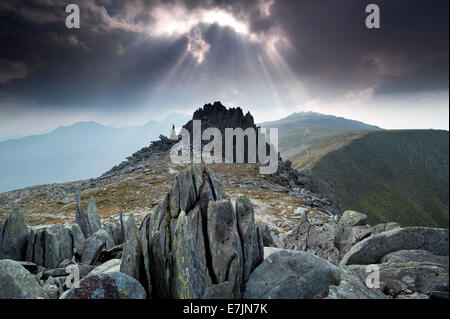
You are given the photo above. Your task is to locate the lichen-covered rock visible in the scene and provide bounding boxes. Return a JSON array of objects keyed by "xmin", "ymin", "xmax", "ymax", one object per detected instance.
[
  {"xmin": 172, "ymin": 208, "xmax": 209, "ymax": 298},
  {"xmin": 120, "ymin": 214, "xmax": 142, "ymax": 282},
  {"xmin": 60, "ymin": 272, "xmax": 146, "ymax": 299},
  {"xmin": 140, "ymin": 164, "xmax": 263, "ymax": 299},
  {"xmin": 340, "ymin": 227, "xmax": 449, "ymax": 266},
  {"xmin": 89, "ymin": 259, "xmax": 121, "ymax": 276},
  {"xmin": 338, "ymin": 210, "xmax": 368, "ymax": 228},
  {"xmin": 0, "ymin": 211, "xmax": 29, "ymax": 261},
  {"xmin": 259, "ymin": 222, "xmax": 283, "ymax": 248},
  {"xmin": 0, "ymin": 259, "xmax": 48, "ymax": 299}
]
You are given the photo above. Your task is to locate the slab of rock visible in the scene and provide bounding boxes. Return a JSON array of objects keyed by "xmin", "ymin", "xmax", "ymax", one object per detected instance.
[
  {"xmin": 0, "ymin": 211, "xmax": 29, "ymax": 261},
  {"xmin": 0, "ymin": 259, "xmax": 48, "ymax": 299},
  {"xmin": 70, "ymin": 223, "xmax": 85, "ymax": 257},
  {"xmin": 340, "ymin": 227, "xmax": 449, "ymax": 266},
  {"xmin": 236, "ymin": 196, "xmax": 264, "ymax": 282},
  {"xmin": 120, "ymin": 214, "xmax": 142, "ymax": 282},
  {"xmin": 75, "ymin": 193, "xmax": 101, "ymax": 238},
  {"xmin": 60, "ymin": 272, "xmax": 146, "ymax": 299}
]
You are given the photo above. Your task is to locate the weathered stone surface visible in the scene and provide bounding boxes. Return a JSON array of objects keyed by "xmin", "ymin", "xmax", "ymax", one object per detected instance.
[
  {"xmin": 86, "ymin": 197, "xmax": 101, "ymax": 235},
  {"xmin": 172, "ymin": 208, "xmax": 210, "ymax": 298},
  {"xmin": 338, "ymin": 210, "xmax": 368, "ymax": 228},
  {"xmin": 236, "ymin": 196, "xmax": 264, "ymax": 282},
  {"xmin": 340, "ymin": 227, "xmax": 449, "ymax": 266},
  {"xmin": 283, "ymin": 220, "xmax": 340, "ymax": 264},
  {"xmin": 81, "ymin": 230, "xmax": 110, "ymax": 265},
  {"xmin": 207, "ymin": 199, "xmax": 243, "ymax": 288},
  {"xmin": 0, "ymin": 211, "xmax": 29, "ymax": 261},
  {"xmin": 380, "ymin": 249, "xmax": 449, "ymax": 266},
  {"xmin": 60, "ymin": 226, "xmax": 73, "ymax": 262},
  {"xmin": 60, "ymin": 272, "xmax": 146, "ymax": 299},
  {"xmin": 44, "ymin": 226, "xmax": 63, "ymax": 269},
  {"xmin": 0, "ymin": 259, "xmax": 48, "ymax": 299},
  {"xmin": 70, "ymin": 223, "xmax": 85, "ymax": 257},
  {"xmin": 25, "ymin": 229, "xmax": 36, "ymax": 262},
  {"xmin": 373, "ymin": 222, "xmax": 400, "ymax": 234},
  {"xmin": 120, "ymin": 214, "xmax": 142, "ymax": 282},
  {"xmin": 139, "ymin": 214, "xmax": 152, "ymax": 296},
  {"xmin": 349, "ymin": 262, "xmax": 449, "ymax": 296},
  {"xmin": 334, "ymin": 225, "xmax": 373, "ymax": 257},
  {"xmin": 243, "ymin": 250, "xmax": 340, "ymax": 299},
  {"xmin": 33, "ymin": 229, "xmax": 45, "ymax": 266},
  {"xmin": 75, "ymin": 193, "xmax": 101, "ymax": 238}
]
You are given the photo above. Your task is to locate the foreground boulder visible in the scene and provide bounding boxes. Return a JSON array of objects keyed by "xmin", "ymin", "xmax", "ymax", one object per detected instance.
[
  {"xmin": 0, "ymin": 259, "xmax": 48, "ymax": 299},
  {"xmin": 0, "ymin": 211, "xmax": 29, "ymax": 261},
  {"xmin": 340, "ymin": 227, "xmax": 449, "ymax": 266},
  {"xmin": 140, "ymin": 164, "xmax": 264, "ymax": 299},
  {"xmin": 60, "ymin": 272, "xmax": 146, "ymax": 299},
  {"xmin": 243, "ymin": 250, "xmax": 387, "ymax": 299}
]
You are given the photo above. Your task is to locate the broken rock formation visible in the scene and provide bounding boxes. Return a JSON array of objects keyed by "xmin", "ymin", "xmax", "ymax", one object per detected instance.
[{"xmin": 139, "ymin": 163, "xmax": 264, "ymax": 299}]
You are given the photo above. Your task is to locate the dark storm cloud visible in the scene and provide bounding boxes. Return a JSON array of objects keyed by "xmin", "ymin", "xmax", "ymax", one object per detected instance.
[{"xmin": 0, "ymin": 0, "xmax": 448, "ymax": 111}]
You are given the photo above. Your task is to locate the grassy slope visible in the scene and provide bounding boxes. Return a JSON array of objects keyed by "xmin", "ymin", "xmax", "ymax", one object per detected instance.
[{"xmin": 311, "ymin": 130, "xmax": 449, "ymax": 227}]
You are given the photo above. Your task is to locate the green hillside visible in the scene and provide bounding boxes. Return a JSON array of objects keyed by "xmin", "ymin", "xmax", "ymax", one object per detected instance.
[{"xmin": 311, "ymin": 130, "xmax": 449, "ymax": 227}]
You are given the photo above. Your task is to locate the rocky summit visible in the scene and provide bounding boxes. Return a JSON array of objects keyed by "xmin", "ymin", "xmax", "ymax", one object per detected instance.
[{"xmin": 0, "ymin": 103, "xmax": 448, "ymax": 300}]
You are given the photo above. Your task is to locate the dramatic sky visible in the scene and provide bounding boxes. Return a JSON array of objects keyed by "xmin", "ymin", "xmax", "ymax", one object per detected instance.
[{"xmin": 0, "ymin": 0, "xmax": 448, "ymax": 140}]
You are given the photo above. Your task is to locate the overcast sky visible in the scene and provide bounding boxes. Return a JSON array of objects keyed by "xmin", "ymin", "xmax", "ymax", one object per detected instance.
[{"xmin": 0, "ymin": 0, "xmax": 448, "ymax": 140}]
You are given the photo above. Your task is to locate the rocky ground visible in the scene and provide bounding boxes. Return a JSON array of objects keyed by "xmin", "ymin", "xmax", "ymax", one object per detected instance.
[
  {"xmin": 0, "ymin": 103, "xmax": 448, "ymax": 299},
  {"xmin": 0, "ymin": 161, "xmax": 448, "ymax": 299}
]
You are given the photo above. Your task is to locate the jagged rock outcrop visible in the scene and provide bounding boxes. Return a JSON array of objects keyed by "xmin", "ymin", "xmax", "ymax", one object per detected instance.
[
  {"xmin": 81, "ymin": 229, "xmax": 114, "ymax": 265},
  {"xmin": 0, "ymin": 259, "xmax": 49, "ymax": 299},
  {"xmin": 0, "ymin": 211, "xmax": 29, "ymax": 261},
  {"xmin": 139, "ymin": 164, "xmax": 264, "ymax": 299},
  {"xmin": 60, "ymin": 272, "xmax": 146, "ymax": 299},
  {"xmin": 76, "ymin": 194, "xmax": 101, "ymax": 238}
]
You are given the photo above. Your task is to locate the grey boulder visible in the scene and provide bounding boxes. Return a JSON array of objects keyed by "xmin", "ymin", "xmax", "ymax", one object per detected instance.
[{"xmin": 0, "ymin": 259, "xmax": 48, "ymax": 299}]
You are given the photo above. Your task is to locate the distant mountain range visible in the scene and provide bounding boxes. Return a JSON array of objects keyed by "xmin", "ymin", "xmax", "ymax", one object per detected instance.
[
  {"xmin": 261, "ymin": 112, "xmax": 449, "ymax": 228},
  {"xmin": 0, "ymin": 113, "xmax": 190, "ymax": 193}
]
